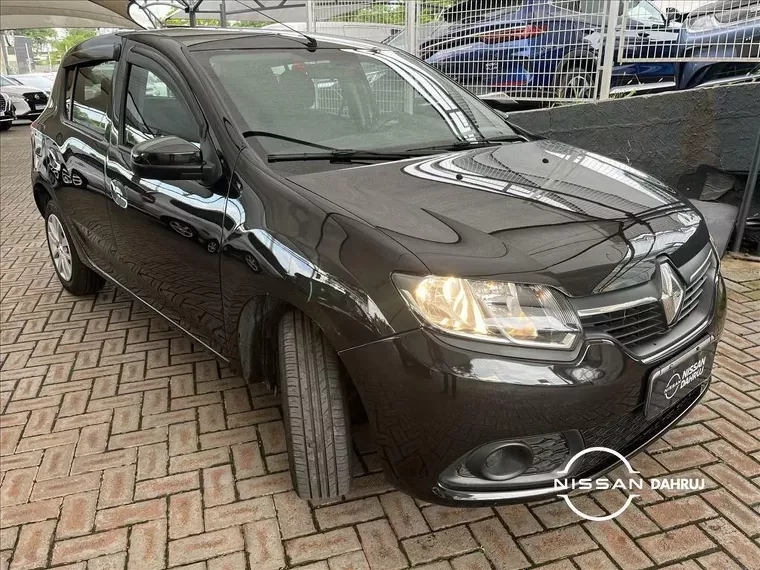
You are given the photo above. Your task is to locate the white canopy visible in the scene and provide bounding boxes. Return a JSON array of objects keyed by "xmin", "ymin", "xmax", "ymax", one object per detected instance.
[
  {"xmin": 157, "ymin": 0, "xmax": 372, "ymax": 23},
  {"xmin": 0, "ymin": 0, "xmax": 140, "ymax": 30}
]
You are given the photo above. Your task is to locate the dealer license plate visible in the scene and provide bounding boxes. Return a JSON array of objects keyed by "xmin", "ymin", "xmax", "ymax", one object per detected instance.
[{"xmin": 645, "ymin": 337, "xmax": 715, "ymax": 420}]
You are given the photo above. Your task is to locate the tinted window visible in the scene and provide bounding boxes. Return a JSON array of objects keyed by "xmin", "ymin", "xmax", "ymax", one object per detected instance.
[
  {"xmin": 123, "ymin": 64, "xmax": 199, "ymax": 148},
  {"xmin": 71, "ymin": 61, "xmax": 115, "ymax": 135},
  {"xmin": 64, "ymin": 69, "xmax": 75, "ymax": 118},
  {"xmin": 203, "ymin": 48, "xmax": 516, "ymax": 156}
]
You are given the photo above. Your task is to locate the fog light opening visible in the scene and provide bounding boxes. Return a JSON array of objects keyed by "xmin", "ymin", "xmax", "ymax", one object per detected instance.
[{"xmin": 471, "ymin": 443, "xmax": 534, "ymax": 482}]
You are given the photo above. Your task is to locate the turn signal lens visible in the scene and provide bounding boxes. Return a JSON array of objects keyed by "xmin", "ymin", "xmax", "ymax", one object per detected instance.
[
  {"xmin": 477, "ymin": 24, "xmax": 545, "ymax": 43},
  {"xmin": 393, "ymin": 275, "xmax": 581, "ymax": 349}
]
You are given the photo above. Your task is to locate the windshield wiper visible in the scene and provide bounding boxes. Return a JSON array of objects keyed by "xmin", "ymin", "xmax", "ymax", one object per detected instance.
[
  {"xmin": 241, "ymin": 130, "xmax": 339, "ymax": 151},
  {"xmin": 268, "ymin": 149, "xmax": 421, "ymax": 164},
  {"xmin": 406, "ymin": 135, "xmax": 525, "ymax": 154}
]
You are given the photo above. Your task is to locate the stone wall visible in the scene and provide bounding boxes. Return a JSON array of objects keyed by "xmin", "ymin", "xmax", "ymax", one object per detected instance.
[{"xmin": 508, "ymin": 83, "xmax": 760, "ymax": 195}]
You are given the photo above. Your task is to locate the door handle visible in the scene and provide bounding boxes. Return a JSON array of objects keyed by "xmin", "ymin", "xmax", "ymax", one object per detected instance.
[{"xmin": 110, "ymin": 180, "xmax": 128, "ymax": 209}]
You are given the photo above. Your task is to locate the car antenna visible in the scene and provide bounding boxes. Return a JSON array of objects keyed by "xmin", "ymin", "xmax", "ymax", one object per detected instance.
[{"xmin": 237, "ymin": 0, "xmax": 318, "ymax": 51}]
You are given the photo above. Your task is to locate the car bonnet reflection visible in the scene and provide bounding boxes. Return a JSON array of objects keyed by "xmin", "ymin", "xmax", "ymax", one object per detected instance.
[{"xmin": 285, "ymin": 139, "xmax": 703, "ymax": 296}]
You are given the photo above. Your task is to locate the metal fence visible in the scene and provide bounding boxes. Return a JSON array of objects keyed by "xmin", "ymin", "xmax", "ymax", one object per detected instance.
[
  {"xmin": 307, "ymin": 0, "xmax": 760, "ymax": 103},
  {"xmin": 142, "ymin": 0, "xmax": 760, "ymax": 103}
]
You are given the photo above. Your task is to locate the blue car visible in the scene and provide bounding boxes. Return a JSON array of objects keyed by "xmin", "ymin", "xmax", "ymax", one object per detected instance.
[
  {"xmin": 675, "ymin": 0, "xmax": 760, "ymax": 89},
  {"xmin": 417, "ymin": 0, "xmax": 681, "ymax": 101}
]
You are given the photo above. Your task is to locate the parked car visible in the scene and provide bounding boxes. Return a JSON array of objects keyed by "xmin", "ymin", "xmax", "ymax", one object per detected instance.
[
  {"xmin": 32, "ymin": 29, "xmax": 725, "ymax": 505},
  {"xmin": 0, "ymin": 75, "xmax": 49, "ymax": 121},
  {"xmin": 675, "ymin": 0, "xmax": 760, "ymax": 89},
  {"xmin": 414, "ymin": 0, "xmax": 758, "ymax": 100},
  {"xmin": 406, "ymin": 0, "xmax": 681, "ymax": 100},
  {"xmin": 0, "ymin": 92, "xmax": 14, "ymax": 130},
  {"xmin": 0, "ymin": 93, "xmax": 14, "ymax": 131},
  {"xmin": 8, "ymin": 72, "xmax": 56, "ymax": 95}
]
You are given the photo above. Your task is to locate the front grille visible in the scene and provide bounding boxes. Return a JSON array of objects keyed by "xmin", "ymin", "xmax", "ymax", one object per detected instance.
[
  {"xmin": 576, "ymin": 384, "xmax": 704, "ymax": 477},
  {"xmin": 0, "ymin": 94, "xmax": 6, "ymax": 113},
  {"xmin": 580, "ymin": 256, "xmax": 713, "ymax": 349},
  {"xmin": 681, "ymin": 258, "xmax": 711, "ymax": 319},
  {"xmin": 23, "ymin": 92, "xmax": 47, "ymax": 106},
  {"xmin": 581, "ymin": 302, "xmax": 667, "ymax": 348}
]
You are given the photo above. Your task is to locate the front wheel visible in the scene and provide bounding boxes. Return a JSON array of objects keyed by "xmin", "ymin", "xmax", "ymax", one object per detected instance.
[
  {"xmin": 0, "ymin": 122, "xmax": 11, "ymax": 131},
  {"xmin": 278, "ymin": 311, "xmax": 352, "ymax": 500},
  {"xmin": 45, "ymin": 201, "xmax": 103, "ymax": 295}
]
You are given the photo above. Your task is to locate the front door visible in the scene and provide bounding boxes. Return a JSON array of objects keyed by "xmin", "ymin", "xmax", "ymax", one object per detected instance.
[{"xmin": 105, "ymin": 47, "xmax": 228, "ymax": 354}]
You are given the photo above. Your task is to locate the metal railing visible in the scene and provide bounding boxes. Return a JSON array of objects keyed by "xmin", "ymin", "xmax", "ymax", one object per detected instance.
[
  {"xmin": 309, "ymin": 0, "xmax": 759, "ymax": 102},
  {"xmin": 138, "ymin": 0, "xmax": 759, "ymax": 103}
]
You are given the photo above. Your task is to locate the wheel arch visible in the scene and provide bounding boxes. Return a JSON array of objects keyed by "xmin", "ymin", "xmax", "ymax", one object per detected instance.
[
  {"xmin": 234, "ymin": 291, "xmax": 364, "ymax": 409},
  {"xmin": 33, "ymin": 181, "xmax": 54, "ymax": 216},
  {"xmin": 555, "ymin": 47, "xmax": 599, "ymax": 77}
]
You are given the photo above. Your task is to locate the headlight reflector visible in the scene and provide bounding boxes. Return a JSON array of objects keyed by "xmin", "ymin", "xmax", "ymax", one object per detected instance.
[{"xmin": 393, "ymin": 274, "xmax": 581, "ymax": 349}]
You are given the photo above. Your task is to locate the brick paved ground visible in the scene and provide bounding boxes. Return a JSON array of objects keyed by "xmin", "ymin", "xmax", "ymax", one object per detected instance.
[{"xmin": 2, "ymin": 124, "xmax": 760, "ymax": 570}]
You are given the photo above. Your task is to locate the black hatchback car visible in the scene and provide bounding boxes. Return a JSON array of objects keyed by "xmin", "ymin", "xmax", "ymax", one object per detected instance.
[{"xmin": 31, "ymin": 29, "xmax": 726, "ymax": 506}]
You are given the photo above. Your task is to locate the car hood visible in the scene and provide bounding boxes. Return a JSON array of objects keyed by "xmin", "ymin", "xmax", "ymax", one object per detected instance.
[
  {"xmin": 284, "ymin": 140, "xmax": 709, "ymax": 297},
  {"xmin": 0, "ymin": 85, "xmax": 43, "ymax": 95}
]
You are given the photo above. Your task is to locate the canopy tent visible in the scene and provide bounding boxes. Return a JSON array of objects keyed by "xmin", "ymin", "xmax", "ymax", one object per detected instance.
[
  {"xmin": 0, "ymin": 0, "xmax": 141, "ymax": 29},
  {"xmin": 137, "ymin": 0, "xmax": 373, "ymax": 26}
]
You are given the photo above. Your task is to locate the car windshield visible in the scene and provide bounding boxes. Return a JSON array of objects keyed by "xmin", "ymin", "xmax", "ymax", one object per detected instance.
[
  {"xmin": 197, "ymin": 47, "xmax": 517, "ymax": 156},
  {"xmin": 0, "ymin": 76, "xmax": 21, "ymax": 87}
]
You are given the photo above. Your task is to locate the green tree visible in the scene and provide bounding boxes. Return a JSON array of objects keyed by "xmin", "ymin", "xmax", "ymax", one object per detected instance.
[
  {"xmin": 13, "ymin": 28, "xmax": 56, "ymax": 51},
  {"xmin": 52, "ymin": 29, "xmax": 97, "ymax": 64}
]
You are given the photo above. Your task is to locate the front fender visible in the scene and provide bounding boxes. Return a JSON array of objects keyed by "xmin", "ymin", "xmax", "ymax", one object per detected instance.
[{"xmin": 221, "ymin": 153, "xmax": 428, "ymax": 378}]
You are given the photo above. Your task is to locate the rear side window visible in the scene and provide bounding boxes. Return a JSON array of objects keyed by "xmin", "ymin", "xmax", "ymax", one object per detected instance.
[
  {"xmin": 64, "ymin": 69, "xmax": 75, "ymax": 117},
  {"xmin": 71, "ymin": 61, "xmax": 115, "ymax": 135}
]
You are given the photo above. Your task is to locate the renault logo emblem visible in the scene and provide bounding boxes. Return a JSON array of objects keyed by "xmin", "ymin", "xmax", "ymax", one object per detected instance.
[{"xmin": 659, "ymin": 263, "xmax": 684, "ymax": 325}]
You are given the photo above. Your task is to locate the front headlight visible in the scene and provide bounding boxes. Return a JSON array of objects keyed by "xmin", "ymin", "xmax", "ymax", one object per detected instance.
[
  {"xmin": 687, "ymin": 15, "xmax": 718, "ymax": 31},
  {"xmin": 393, "ymin": 274, "xmax": 581, "ymax": 349}
]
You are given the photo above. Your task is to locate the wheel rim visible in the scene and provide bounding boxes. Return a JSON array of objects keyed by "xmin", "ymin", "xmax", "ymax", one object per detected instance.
[
  {"xmin": 567, "ymin": 74, "xmax": 592, "ymax": 99},
  {"xmin": 47, "ymin": 214, "xmax": 73, "ymax": 281},
  {"xmin": 169, "ymin": 220, "xmax": 193, "ymax": 238}
]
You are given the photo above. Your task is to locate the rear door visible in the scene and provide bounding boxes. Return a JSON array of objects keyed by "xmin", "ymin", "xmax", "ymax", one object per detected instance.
[
  {"xmin": 52, "ymin": 59, "xmax": 118, "ymax": 274},
  {"xmin": 105, "ymin": 44, "xmax": 229, "ymax": 353}
]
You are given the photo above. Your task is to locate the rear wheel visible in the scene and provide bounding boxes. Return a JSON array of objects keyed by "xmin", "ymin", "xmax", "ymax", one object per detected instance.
[
  {"xmin": 44, "ymin": 201, "xmax": 103, "ymax": 295},
  {"xmin": 0, "ymin": 122, "xmax": 11, "ymax": 131},
  {"xmin": 278, "ymin": 311, "xmax": 351, "ymax": 500},
  {"xmin": 556, "ymin": 65, "xmax": 597, "ymax": 100}
]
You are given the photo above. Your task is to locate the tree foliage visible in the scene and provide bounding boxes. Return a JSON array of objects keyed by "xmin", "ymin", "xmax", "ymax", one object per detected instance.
[
  {"xmin": 13, "ymin": 28, "xmax": 56, "ymax": 51},
  {"xmin": 52, "ymin": 29, "xmax": 97, "ymax": 63}
]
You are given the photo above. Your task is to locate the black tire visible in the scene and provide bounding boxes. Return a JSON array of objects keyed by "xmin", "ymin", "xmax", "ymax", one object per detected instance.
[
  {"xmin": 278, "ymin": 311, "xmax": 351, "ymax": 500},
  {"xmin": 0, "ymin": 122, "xmax": 11, "ymax": 131},
  {"xmin": 44, "ymin": 201, "xmax": 104, "ymax": 296},
  {"xmin": 556, "ymin": 64, "xmax": 596, "ymax": 100}
]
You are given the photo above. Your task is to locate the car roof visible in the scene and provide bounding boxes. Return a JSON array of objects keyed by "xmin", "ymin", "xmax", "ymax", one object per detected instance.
[
  {"xmin": 63, "ymin": 27, "xmax": 389, "ymax": 66},
  {"xmin": 124, "ymin": 27, "xmax": 385, "ymax": 50}
]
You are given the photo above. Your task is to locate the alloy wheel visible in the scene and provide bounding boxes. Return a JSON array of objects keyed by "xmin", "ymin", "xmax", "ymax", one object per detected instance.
[
  {"xmin": 47, "ymin": 214, "xmax": 73, "ymax": 281},
  {"xmin": 169, "ymin": 220, "xmax": 194, "ymax": 238}
]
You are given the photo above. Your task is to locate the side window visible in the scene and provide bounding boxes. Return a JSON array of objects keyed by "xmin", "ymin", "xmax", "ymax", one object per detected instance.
[
  {"xmin": 123, "ymin": 64, "xmax": 199, "ymax": 148},
  {"xmin": 64, "ymin": 69, "xmax": 75, "ymax": 118},
  {"xmin": 71, "ymin": 61, "xmax": 115, "ymax": 135}
]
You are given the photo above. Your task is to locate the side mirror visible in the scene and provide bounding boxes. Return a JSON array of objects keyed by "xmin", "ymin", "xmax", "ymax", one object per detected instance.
[
  {"xmin": 665, "ymin": 7, "xmax": 683, "ymax": 22},
  {"xmin": 130, "ymin": 136, "xmax": 206, "ymax": 180}
]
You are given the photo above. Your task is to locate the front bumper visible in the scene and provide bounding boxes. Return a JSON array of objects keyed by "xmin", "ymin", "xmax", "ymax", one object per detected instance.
[{"xmin": 340, "ymin": 275, "xmax": 726, "ymax": 506}]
